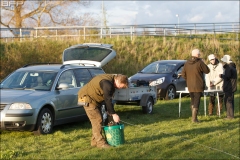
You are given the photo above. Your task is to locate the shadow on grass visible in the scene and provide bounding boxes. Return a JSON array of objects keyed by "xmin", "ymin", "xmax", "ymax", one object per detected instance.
[{"xmin": 46, "ymin": 92, "xmax": 239, "ymax": 139}]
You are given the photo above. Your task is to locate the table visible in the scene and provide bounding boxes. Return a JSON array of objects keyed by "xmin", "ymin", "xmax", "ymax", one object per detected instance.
[{"xmin": 177, "ymin": 89, "xmax": 223, "ymax": 117}]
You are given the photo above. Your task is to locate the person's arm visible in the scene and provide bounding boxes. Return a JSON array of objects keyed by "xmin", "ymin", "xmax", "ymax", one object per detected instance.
[
  {"xmin": 205, "ymin": 64, "xmax": 211, "ymax": 88},
  {"xmin": 100, "ymin": 80, "xmax": 120, "ymax": 123},
  {"xmin": 181, "ymin": 65, "xmax": 187, "ymax": 80},
  {"xmin": 100, "ymin": 80, "xmax": 115, "ymax": 114},
  {"xmin": 220, "ymin": 66, "xmax": 232, "ymax": 80},
  {"xmin": 200, "ymin": 60, "xmax": 210, "ymax": 74},
  {"xmin": 213, "ymin": 63, "xmax": 223, "ymax": 85}
]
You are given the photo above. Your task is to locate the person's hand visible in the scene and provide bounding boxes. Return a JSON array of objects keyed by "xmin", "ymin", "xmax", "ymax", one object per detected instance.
[
  {"xmin": 210, "ymin": 82, "xmax": 214, "ymax": 87},
  {"xmin": 112, "ymin": 114, "xmax": 120, "ymax": 123}
]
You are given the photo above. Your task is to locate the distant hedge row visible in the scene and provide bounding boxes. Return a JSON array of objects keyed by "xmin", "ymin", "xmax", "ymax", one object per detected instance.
[{"xmin": 0, "ymin": 36, "xmax": 239, "ymax": 80}]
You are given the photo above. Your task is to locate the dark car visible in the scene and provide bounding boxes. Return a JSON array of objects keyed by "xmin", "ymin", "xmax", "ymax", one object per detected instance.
[{"xmin": 128, "ymin": 60, "xmax": 187, "ymax": 100}]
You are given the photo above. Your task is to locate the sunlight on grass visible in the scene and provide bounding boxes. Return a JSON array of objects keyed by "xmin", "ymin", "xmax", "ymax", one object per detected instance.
[{"xmin": 1, "ymin": 92, "xmax": 239, "ymax": 159}]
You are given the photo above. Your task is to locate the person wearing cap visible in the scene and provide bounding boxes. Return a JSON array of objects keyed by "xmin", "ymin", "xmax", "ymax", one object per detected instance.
[
  {"xmin": 205, "ymin": 54, "xmax": 224, "ymax": 116},
  {"xmin": 181, "ymin": 49, "xmax": 210, "ymax": 123},
  {"xmin": 219, "ymin": 55, "xmax": 237, "ymax": 120},
  {"xmin": 78, "ymin": 74, "xmax": 128, "ymax": 148}
]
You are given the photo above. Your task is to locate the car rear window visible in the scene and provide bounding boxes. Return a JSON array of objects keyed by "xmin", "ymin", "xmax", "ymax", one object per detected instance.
[{"xmin": 63, "ymin": 47, "xmax": 112, "ymax": 62}]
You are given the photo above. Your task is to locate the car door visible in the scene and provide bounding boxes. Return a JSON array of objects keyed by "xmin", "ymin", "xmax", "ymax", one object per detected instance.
[
  {"xmin": 73, "ymin": 68, "xmax": 93, "ymax": 87},
  {"xmin": 175, "ymin": 65, "xmax": 187, "ymax": 91},
  {"xmin": 53, "ymin": 70, "xmax": 85, "ymax": 123}
]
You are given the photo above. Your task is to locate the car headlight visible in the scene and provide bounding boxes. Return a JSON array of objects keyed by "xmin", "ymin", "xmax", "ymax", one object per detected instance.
[
  {"xmin": 9, "ymin": 103, "xmax": 32, "ymax": 110},
  {"xmin": 149, "ymin": 77, "xmax": 165, "ymax": 86}
]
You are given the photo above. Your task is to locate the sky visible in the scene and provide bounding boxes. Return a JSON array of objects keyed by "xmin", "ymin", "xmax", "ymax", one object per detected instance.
[{"xmin": 79, "ymin": 1, "xmax": 239, "ymax": 26}]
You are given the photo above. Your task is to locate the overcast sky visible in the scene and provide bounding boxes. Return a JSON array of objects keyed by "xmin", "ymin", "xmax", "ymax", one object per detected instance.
[{"xmin": 79, "ymin": 1, "xmax": 239, "ymax": 26}]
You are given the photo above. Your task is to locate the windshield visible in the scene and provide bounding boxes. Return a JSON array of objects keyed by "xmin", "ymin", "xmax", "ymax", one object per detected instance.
[
  {"xmin": 0, "ymin": 71, "xmax": 57, "ymax": 91},
  {"xmin": 141, "ymin": 63, "xmax": 176, "ymax": 74}
]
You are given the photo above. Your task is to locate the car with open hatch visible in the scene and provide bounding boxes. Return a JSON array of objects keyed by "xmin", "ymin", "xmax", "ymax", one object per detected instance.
[
  {"xmin": 0, "ymin": 43, "xmax": 116, "ymax": 135},
  {"xmin": 128, "ymin": 60, "xmax": 187, "ymax": 100}
]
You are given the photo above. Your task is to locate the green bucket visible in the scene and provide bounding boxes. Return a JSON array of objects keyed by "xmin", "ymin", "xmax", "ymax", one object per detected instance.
[{"xmin": 103, "ymin": 124, "xmax": 125, "ymax": 146}]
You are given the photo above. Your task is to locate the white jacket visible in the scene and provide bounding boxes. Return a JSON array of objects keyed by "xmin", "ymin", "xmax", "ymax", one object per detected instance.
[{"xmin": 205, "ymin": 60, "xmax": 224, "ymax": 94}]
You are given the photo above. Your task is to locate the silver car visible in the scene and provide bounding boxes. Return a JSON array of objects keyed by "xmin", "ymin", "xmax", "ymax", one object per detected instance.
[{"xmin": 0, "ymin": 43, "xmax": 116, "ymax": 135}]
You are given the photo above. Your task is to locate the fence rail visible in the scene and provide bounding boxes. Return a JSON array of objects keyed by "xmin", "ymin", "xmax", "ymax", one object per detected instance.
[{"xmin": 1, "ymin": 22, "xmax": 239, "ymax": 42}]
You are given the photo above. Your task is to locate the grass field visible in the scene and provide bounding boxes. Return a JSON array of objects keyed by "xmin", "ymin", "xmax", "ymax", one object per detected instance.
[{"xmin": 1, "ymin": 92, "xmax": 239, "ymax": 159}]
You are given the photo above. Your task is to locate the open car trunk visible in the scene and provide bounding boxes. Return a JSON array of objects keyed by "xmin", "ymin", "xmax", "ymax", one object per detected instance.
[{"xmin": 62, "ymin": 43, "xmax": 116, "ymax": 67}]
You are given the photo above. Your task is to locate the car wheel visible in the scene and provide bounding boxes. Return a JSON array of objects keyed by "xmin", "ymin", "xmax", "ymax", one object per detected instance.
[
  {"xmin": 34, "ymin": 108, "xmax": 53, "ymax": 135},
  {"xmin": 165, "ymin": 85, "xmax": 176, "ymax": 100},
  {"xmin": 142, "ymin": 97, "xmax": 153, "ymax": 114}
]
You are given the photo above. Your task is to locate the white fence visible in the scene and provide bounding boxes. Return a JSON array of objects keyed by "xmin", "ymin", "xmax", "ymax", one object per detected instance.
[{"xmin": 1, "ymin": 22, "xmax": 239, "ymax": 42}]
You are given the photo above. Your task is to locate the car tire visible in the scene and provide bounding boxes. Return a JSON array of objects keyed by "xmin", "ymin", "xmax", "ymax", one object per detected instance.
[
  {"xmin": 142, "ymin": 97, "xmax": 153, "ymax": 114},
  {"xmin": 165, "ymin": 85, "xmax": 176, "ymax": 100},
  {"xmin": 34, "ymin": 108, "xmax": 53, "ymax": 135}
]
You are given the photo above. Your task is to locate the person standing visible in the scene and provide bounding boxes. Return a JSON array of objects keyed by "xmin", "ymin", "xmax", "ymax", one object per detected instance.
[
  {"xmin": 181, "ymin": 49, "xmax": 210, "ymax": 123},
  {"xmin": 78, "ymin": 74, "xmax": 128, "ymax": 148},
  {"xmin": 219, "ymin": 55, "xmax": 237, "ymax": 120},
  {"xmin": 205, "ymin": 54, "xmax": 224, "ymax": 116}
]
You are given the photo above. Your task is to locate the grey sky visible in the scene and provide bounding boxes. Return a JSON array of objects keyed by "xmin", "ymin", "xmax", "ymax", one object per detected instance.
[{"xmin": 78, "ymin": 1, "xmax": 239, "ymax": 25}]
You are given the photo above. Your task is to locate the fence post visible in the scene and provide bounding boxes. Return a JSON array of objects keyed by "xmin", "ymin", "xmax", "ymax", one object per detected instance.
[
  {"xmin": 131, "ymin": 26, "xmax": 133, "ymax": 41},
  {"xmin": 78, "ymin": 29, "xmax": 80, "ymax": 42},
  {"xmin": 175, "ymin": 24, "xmax": 177, "ymax": 36},
  {"xmin": 101, "ymin": 27, "xmax": 103, "ymax": 39},
  {"xmin": 213, "ymin": 23, "xmax": 216, "ymax": 39},
  {"xmin": 84, "ymin": 26, "xmax": 86, "ymax": 40},
  {"xmin": 20, "ymin": 28, "xmax": 22, "ymax": 42},
  {"xmin": 56, "ymin": 30, "xmax": 57, "ymax": 41},
  {"xmin": 236, "ymin": 31, "xmax": 238, "ymax": 41},
  {"xmin": 194, "ymin": 24, "xmax": 196, "ymax": 34},
  {"xmin": 35, "ymin": 29, "xmax": 37, "ymax": 38},
  {"xmin": 110, "ymin": 27, "xmax": 112, "ymax": 38},
  {"xmin": 154, "ymin": 25, "xmax": 156, "ymax": 35}
]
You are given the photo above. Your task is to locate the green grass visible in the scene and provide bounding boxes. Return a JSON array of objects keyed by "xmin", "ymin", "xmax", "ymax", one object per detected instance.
[{"xmin": 1, "ymin": 92, "xmax": 239, "ymax": 159}]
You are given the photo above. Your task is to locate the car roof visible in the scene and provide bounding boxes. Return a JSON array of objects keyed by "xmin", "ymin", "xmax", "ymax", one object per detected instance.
[
  {"xmin": 154, "ymin": 60, "xmax": 186, "ymax": 64},
  {"xmin": 16, "ymin": 63, "xmax": 101, "ymax": 72}
]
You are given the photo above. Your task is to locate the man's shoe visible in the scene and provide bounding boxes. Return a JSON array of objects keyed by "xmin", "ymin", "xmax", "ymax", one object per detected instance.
[
  {"xmin": 224, "ymin": 117, "xmax": 234, "ymax": 120},
  {"xmin": 192, "ymin": 119, "xmax": 200, "ymax": 123},
  {"xmin": 192, "ymin": 108, "xmax": 200, "ymax": 123},
  {"xmin": 97, "ymin": 143, "xmax": 111, "ymax": 149}
]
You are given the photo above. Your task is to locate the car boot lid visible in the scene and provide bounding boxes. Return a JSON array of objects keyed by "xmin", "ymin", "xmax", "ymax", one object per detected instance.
[{"xmin": 62, "ymin": 43, "xmax": 116, "ymax": 67}]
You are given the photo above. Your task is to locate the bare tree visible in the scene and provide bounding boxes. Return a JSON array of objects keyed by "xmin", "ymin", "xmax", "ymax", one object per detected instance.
[{"xmin": 0, "ymin": 0, "xmax": 96, "ymax": 36}]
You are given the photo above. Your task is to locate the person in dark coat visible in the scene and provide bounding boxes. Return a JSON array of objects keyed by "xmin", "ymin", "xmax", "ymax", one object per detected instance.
[
  {"xmin": 219, "ymin": 55, "xmax": 237, "ymax": 120},
  {"xmin": 181, "ymin": 49, "xmax": 210, "ymax": 123}
]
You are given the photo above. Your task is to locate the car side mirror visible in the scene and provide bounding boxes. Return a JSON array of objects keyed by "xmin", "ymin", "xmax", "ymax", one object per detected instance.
[
  {"xmin": 173, "ymin": 73, "xmax": 178, "ymax": 78},
  {"xmin": 173, "ymin": 73, "xmax": 181, "ymax": 79}
]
